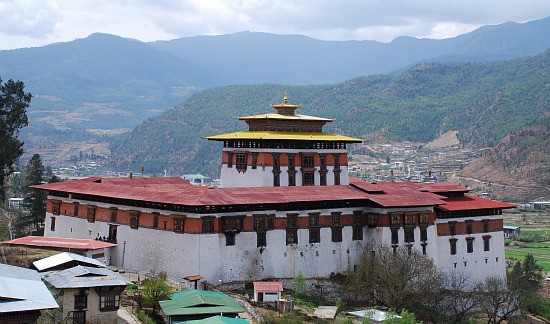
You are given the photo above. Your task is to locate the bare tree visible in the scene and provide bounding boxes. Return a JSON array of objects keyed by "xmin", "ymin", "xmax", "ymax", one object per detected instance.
[{"xmin": 477, "ymin": 276, "xmax": 520, "ymax": 324}]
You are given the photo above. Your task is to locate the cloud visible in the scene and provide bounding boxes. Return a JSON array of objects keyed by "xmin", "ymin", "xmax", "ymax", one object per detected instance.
[
  {"xmin": 0, "ymin": 0, "xmax": 548, "ymax": 49},
  {"xmin": 0, "ymin": 0, "xmax": 61, "ymax": 38}
]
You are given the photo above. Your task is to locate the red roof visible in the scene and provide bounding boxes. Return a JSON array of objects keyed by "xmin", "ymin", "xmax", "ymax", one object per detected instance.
[
  {"xmin": 437, "ymin": 195, "xmax": 516, "ymax": 211},
  {"xmin": 254, "ymin": 281, "xmax": 283, "ymax": 292},
  {"xmin": 2, "ymin": 236, "xmax": 117, "ymax": 250},
  {"xmin": 33, "ymin": 177, "xmax": 513, "ymax": 210}
]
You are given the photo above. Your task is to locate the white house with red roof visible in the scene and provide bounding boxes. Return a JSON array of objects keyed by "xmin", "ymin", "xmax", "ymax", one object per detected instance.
[
  {"xmin": 31, "ymin": 95, "xmax": 516, "ymax": 284},
  {"xmin": 253, "ymin": 281, "xmax": 283, "ymax": 302}
]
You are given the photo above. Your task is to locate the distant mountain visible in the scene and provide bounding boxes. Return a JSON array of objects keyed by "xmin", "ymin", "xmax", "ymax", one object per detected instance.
[
  {"xmin": 0, "ymin": 17, "xmax": 548, "ymax": 137},
  {"xmin": 150, "ymin": 17, "xmax": 550, "ymax": 85},
  {"xmin": 108, "ymin": 52, "xmax": 550, "ymax": 177}
]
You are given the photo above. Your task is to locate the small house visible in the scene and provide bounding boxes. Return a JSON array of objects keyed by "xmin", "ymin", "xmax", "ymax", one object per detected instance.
[
  {"xmin": 41, "ymin": 265, "xmax": 130, "ymax": 324},
  {"xmin": 503, "ymin": 226, "xmax": 520, "ymax": 240},
  {"xmin": 253, "ymin": 281, "xmax": 283, "ymax": 303}
]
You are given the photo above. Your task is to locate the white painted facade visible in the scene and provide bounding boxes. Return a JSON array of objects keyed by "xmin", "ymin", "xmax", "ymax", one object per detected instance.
[
  {"xmin": 44, "ymin": 200, "xmax": 507, "ymax": 284},
  {"xmin": 220, "ymin": 148, "xmax": 349, "ymax": 188}
]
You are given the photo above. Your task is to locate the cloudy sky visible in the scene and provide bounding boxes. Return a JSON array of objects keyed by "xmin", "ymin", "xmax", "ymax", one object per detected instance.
[{"xmin": 0, "ymin": 0, "xmax": 549, "ymax": 50}]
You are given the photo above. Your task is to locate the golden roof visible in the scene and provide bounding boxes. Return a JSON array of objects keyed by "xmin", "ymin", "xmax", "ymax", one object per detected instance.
[
  {"xmin": 204, "ymin": 131, "xmax": 363, "ymax": 143},
  {"xmin": 238, "ymin": 113, "xmax": 333, "ymax": 122}
]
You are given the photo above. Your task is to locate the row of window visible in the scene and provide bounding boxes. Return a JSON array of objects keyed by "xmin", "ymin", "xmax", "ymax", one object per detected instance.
[
  {"xmin": 391, "ymin": 227, "xmax": 429, "ymax": 245},
  {"xmin": 222, "ymin": 140, "xmax": 347, "ymax": 150},
  {"xmin": 448, "ymin": 219, "xmax": 491, "ymax": 236},
  {"xmin": 449, "ymin": 235, "xmax": 491, "ymax": 255}
]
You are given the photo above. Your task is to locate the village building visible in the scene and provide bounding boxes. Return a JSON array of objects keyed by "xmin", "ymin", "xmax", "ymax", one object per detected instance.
[
  {"xmin": 253, "ymin": 281, "xmax": 283, "ymax": 303},
  {"xmin": 41, "ymin": 265, "xmax": 130, "ymax": 324},
  {"xmin": 33, "ymin": 95, "xmax": 515, "ymax": 285}
]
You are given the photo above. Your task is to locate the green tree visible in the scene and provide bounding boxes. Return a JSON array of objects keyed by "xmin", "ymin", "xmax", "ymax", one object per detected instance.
[
  {"xmin": 0, "ymin": 77, "xmax": 32, "ymax": 202},
  {"xmin": 141, "ymin": 275, "xmax": 172, "ymax": 314},
  {"xmin": 293, "ymin": 270, "xmax": 306, "ymax": 297},
  {"xmin": 508, "ymin": 253, "xmax": 545, "ymax": 317},
  {"xmin": 21, "ymin": 154, "xmax": 47, "ymax": 236}
]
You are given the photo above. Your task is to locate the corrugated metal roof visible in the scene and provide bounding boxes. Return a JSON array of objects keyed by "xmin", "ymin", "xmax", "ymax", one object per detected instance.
[
  {"xmin": 183, "ymin": 315, "xmax": 248, "ymax": 323},
  {"xmin": 204, "ymin": 131, "xmax": 362, "ymax": 142},
  {"xmin": 160, "ymin": 290, "xmax": 244, "ymax": 317},
  {"xmin": 33, "ymin": 252, "xmax": 106, "ymax": 272},
  {"xmin": 3, "ymin": 236, "xmax": 117, "ymax": 250},
  {"xmin": 41, "ymin": 265, "xmax": 130, "ymax": 289},
  {"xmin": 253, "ymin": 281, "xmax": 283, "ymax": 292},
  {"xmin": 0, "ymin": 264, "xmax": 59, "ymax": 313}
]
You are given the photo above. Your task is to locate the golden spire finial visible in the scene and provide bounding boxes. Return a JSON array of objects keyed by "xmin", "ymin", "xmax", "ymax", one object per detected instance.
[{"xmin": 283, "ymin": 92, "xmax": 288, "ymax": 104}]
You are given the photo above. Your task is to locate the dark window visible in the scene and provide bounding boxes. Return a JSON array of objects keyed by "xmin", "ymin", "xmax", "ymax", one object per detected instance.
[
  {"xmin": 226, "ymin": 232, "xmax": 235, "ymax": 246},
  {"xmin": 320, "ymin": 155, "xmax": 327, "ymax": 170},
  {"xmin": 391, "ymin": 228, "xmax": 399, "ymax": 245},
  {"xmin": 404, "ymin": 214, "xmax": 415, "ymax": 226},
  {"xmin": 287, "ymin": 214, "xmax": 298, "ymax": 228},
  {"xmin": 367, "ymin": 214, "xmax": 378, "ymax": 227},
  {"xmin": 174, "ymin": 218, "xmax": 184, "ymax": 233},
  {"xmin": 422, "ymin": 243, "xmax": 427, "ymax": 255},
  {"xmin": 86, "ymin": 207, "xmax": 96, "ymax": 223},
  {"xmin": 254, "ymin": 216, "xmax": 266, "ymax": 231},
  {"xmin": 286, "ymin": 229, "xmax": 298, "ymax": 245},
  {"xmin": 404, "ymin": 228, "xmax": 415, "ymax": 243},
  {"xmin": 129, "ymin": 212, "xmax": 140, "ymax": 230},
  {"xmin": 225, "ymin": 217, "xmax": 241, "ymax": 232},
  {"xmin": 109, "ymin": 224, "xmax": 118, "ymax": 242},
  {"xmin": 73, "ymin": 203, "xmax": 79, "ymax": 217},
  {"xmin": 334, "ymin": 171, "xmax": 341, "ymax": 185},
  {"xmin": 202, "ymin": 218, "xmax": 214, "ymax": 233},
  {"xmin": 352, "ymin": 226, "xmax": 363, "ymax": 241},
  {"xmin": 483, "ymin": 219, "xmax": 489, "ymax": 233},
  {"xmin": 390, "ymin": 214, "xmax": 401, "ymax": 226},
  {"xmin": 153, "ymin": 212, "xmax": 159, "ymax": 229},
  {"xmin": 273, "ymin": 172, "xmax": 280, "ymax": 186},
  {"xmin": 331, "ymin": 227, "xmax": 342, "ymax": 242},
  {"xmin": 302, "ymin": 155, "xmax": 314, "ymax": 168},
  {"xmin": 257, "ymin": 232, "xmax": 267, "ymax": 247},
  {"xmin": 483, "ymin": 235, "xmax": 491, "ymax": 251},
  {"xmin": 333, "ymin": 153, "xmax": 340, "ymax": 169},
  {"xmin": 52, "ymin": 201, "xmax": 60, "ymax": 215},
  {"xmin": 332, "ymin": 212, "xmax": 341, "ymax": 226},
  {"xmin": 467, "ymin": 237, "xmax": 475, "ymax": 253},
  {"xmin": 420, "ymin": 227, "xmax": 428, "ymax": 241},
  {"xmin": 273, "ymin": 154, "xmax": 280, "ymax": 169},
  {"xmin": 466, "ymin": 220, "xmax": 473, "ymax": 234},
  {"xmin": 419, "ymin": 213, "xmax": 429, "ymax": 224},
  {"xmin": 309, "ymin": 213, "xmax": 319, "ymax": 227},
  {"xmin": 320, "ymin": 172, "xmax": 327, "ymax": 186},
  {"xmin": 236, "ymin": 153, "xmax": 247, "ymax": 171},
  {"xmin": 449, "ymin": 222, "xmax": 456, "ymax": 236},
  {"xmin": 226, "ymin": 151, "xmax": 233, "ymax": 168},
  {"xmin": 309, "ymin": 227, "xmax": 320, "ymax": 243},
  {"xmin": 303, "ymin": 172, "xmax": 314, "ymax": 186},
  {"xmin": 74, "ymin": 294, "xmax": 87, "ymax": 309},
  {"xmin": 267, "ymin": 215, "xmax": 275, "ymax": 230},
  {"xmin": 288, "ymin": 155, "xmax": 295, "ymax": 168},
  {"xmin": 251, "ymin": 153, "xmax": 258, "ymax": 169},
  {"xmin": 450, "ymin": 238, "xmax": 458, "ymax": 255},
  {"xmin": 99, "ymin": 294, "xmax": 120, "ymax": 311},
  {"xmin": 288, "ymin": 172, "xmax": 296, "ymax": 186},
  {"xmin": 73, "ymin": 311, "xmax": 86, "ymax": 324},
  {"xmin": 353, "ymin": 211, "xmax": 363, "ymax": 225},
  {"xmin": 50, "ymin": 217, "xmax": 56, "ymax": 232},
  {"xmin": 110, "ymin": 208, "xmax": 118, "ymax": 223}
]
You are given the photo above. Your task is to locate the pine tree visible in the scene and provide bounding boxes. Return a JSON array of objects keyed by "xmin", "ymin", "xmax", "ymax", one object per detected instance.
[
  {"xmin": 0, "ymin": 77, "xmax": 32, "ymax": 202},
  {"xmin": 20, "ymin": 154, "xmax": 47, "ymax": 236}
]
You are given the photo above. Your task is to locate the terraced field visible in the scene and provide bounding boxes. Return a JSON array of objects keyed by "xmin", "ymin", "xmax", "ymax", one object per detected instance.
[{"xmin": 504, "ymin": 210, "xmax": 550, "ymax": 273}]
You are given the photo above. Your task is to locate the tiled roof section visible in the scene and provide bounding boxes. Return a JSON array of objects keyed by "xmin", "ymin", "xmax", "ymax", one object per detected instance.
[
  {"xmin": 32, "ymin": 177, "xmax": 456, "ymax": 208},
  {"xmin": 0, "ymin": 263, "xmax": 59, "ymax": 313},
  {"xmin": 204, "ymin": 131, "xmax": 363, "ymax": 143},
  {"xmin": 254, "ymin": 281, "xmax": 283, "ymax": 292},
  {"xmin": 437, "ymin": 195, "xmax": 517, "ymax": 211},
  {"xmin": 349, "ymin": 177, "xmax": 469, "ymax": 194},
  {"xmin": 3, "ymin": 236, "xmax": 117, "ymax": 250}
]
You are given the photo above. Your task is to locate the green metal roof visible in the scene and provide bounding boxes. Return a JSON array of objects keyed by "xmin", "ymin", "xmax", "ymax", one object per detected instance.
[
  {"xmin": 160, "ymin": 290, "xmax": 245, "ymax": 317},
  {"xmin": 175, "ymin": 315, "xmax": 248, "ymax": 323}
]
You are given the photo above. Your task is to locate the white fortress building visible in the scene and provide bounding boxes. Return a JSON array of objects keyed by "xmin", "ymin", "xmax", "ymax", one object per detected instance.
[{"xmin": 35, "ymin": 95, "xmax": 515, "ymax": 284}]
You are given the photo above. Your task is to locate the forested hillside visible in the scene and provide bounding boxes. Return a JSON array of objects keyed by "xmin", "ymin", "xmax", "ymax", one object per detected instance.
[
  {"xmin": 458, "ymin": 116, "xmax": 550, "ymax": 201},
  {"xmin": 109, "ymin": 51, "xmax": 550, "ymax": 177}
]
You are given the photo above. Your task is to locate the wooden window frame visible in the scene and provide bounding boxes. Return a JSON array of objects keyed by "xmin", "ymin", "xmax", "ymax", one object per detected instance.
[
  {"xmin": 466, "ymin": 237, "xmax": 475, "ymax": 253},
  {"xmin": 450, "ymin": 238, "xmax": 458, "ymax": 255},
  {"xmin": 391, "ymin": 228, "xmax": 399, "ymax": 245},
  {"xmin": 86, "ymin": 206, "xmax": 96, "ymax": 223},
  {"xmin": 483, "ymin": 235, "xmax": 491, "ymax": 251},
  {"xmin": 152, "ymin": 212, "xmax": 159, "ymax": 229},
  {"xmin": 302, "ymin": 171, "xmax": 314, "ymax": 186},
  {"xmin": 51, "ymin": 200, "xmax": 61, "ymax": 215},
  {"xmin": 72, "ymin": 310, "xmax": 86, "ymax": 324},
  {"xmin": 331, "ymin": 226, "xmax": 342, "ymax": 242},
  {"xmin": 302, "ymin": 155, "xmax": 314, "ymax": 169},
  {"xmin": 236, "ymin": 153, "xmax": 248, "ymax": 172},
  {"xmin": 257, "ymin": 231, "xmax": 267, "ymax": 247},
  {"xmin": 352, "ymin": 225, "xmax": 363, "ymax": 241},
  {"xmin": 202, "ymin": 217, "xmax": 214, "ymax": 234},
  {"xmin": 449, "ymin": 221, "xmax": 456, "ymax": 236},
  {"xmin": 109, "ymin": 207, "xmax": 118, "ymax": 223},
  {"xmin": 50, "ymin": 217, "xmax": 56, "ymax": 232},
  {"xmin": 286, "ymin": 229, "xmax": 298, "ymax": 245},
  {"xmin": 129, "ymin": 212, "xmax": 140, "ymax": 230},
  {"xmin": 174, "ymin": 217, "xmax": 185, "ymax": 234},
  {"xmin": 226, "ymin": 232, "xmax": 236, "ymax": 246},
  {"xmin": 73, "ymin": 202, "xmax": 79, "ymax": 217},
  {"xmin": 404, "ymin": 228, "xmax": 415, "ymax": 243}
]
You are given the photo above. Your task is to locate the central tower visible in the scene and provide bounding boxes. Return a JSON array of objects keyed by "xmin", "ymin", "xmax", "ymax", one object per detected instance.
[{"xmin": 205, "ymin": 94, "xmax": 362, "ymax": 188}]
